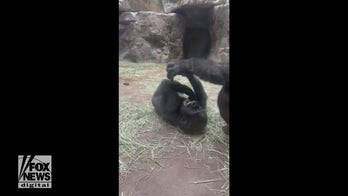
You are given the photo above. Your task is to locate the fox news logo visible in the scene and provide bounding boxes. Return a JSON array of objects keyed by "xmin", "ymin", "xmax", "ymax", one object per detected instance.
[{"xmin": 18, "ymin": 155, "xmax": 52, "ymax": 189}]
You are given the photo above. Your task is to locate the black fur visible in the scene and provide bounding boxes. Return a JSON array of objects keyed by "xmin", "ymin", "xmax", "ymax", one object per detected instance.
[
  {"xmin": 152, "ymin": 74, "xmax": 207, "ymax": 134},
  {"xmin": 167, "ymin": 58, "xmax": 229, "ymax": 134},
  {"xmin": 183, "ymin": 28, "xmax": 211, "ymax": 59}
]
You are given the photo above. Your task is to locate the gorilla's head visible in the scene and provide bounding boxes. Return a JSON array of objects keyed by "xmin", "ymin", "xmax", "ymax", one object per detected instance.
[{"xmin": 178, "ymin": 99, "xmax": 207, "ymax": 134}]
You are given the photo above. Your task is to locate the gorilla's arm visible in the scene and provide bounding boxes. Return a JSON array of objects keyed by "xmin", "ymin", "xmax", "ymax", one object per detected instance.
[
  {"xmin": 186, "ymin": 74, "xmax": 207, "ymax": 108},
  {"xmin": 167, "ymin": 58, "xmax": 229, "ymax": 86}
]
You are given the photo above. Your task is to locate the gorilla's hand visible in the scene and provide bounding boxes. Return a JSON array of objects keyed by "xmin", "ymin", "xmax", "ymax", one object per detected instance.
[
  {"xmin": 167, "ymin": 62, "xmax": 183, "ymax": 81},
  {"xmin": 167, "ymin": 60, "xmax": 193, "ymax": 81}
]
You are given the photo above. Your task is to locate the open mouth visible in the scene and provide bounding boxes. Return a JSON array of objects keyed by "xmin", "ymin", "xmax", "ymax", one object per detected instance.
[
  {"xmin": 183, "ymin": 99, "xmax": 193, "ymax": 107},
  {"xmin": 183, "ymin": 99, "xmax": 200, "ymax": 110}
]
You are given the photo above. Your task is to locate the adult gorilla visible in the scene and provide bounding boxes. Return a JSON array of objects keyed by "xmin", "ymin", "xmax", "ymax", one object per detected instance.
[
  {"xmin": 152, "ymin": 74, "xmax": 208, "ymax": 134},
  {"xmin": 167, "ymin": 58, "xmax": 229, "ymax": 134}
]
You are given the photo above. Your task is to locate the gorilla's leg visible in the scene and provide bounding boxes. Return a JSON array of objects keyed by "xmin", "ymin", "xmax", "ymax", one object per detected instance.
[
  {"xmin": 186, "ymin": 74, "xmax": 207, "ymax": 108},
  {"xmin": 153, "ymin": 79, "xmax": 195, "ymax": 99},
  {"xmin": 218, "ymin": 86, "xmax": 229, "ymax": 124},
  {"xmin": 218, "ymin": 86, "xmax": 230, "ymax": 134},
  {"xmin": 167, "ymin": 58, "xmax": 229, "ymax": 86}
]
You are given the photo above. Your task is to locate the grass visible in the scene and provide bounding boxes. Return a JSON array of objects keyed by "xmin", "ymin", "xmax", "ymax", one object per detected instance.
[
  {"xmin": 119, "ymin": 62, "xmax": 164, "ymax": 80},
  {"xmin": 119, "ymin": 62, "xmax": 229, "ymax": 194},
  {"xmin": 119, "ymin": 102, "xmax": 160, "ymax": 177}
]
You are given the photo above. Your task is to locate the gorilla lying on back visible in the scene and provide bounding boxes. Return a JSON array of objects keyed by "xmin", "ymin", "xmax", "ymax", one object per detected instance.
[
  {"xmin": 152, "ymin": 74, "xmax": 207, "ymax": 134},
  {"xmin": 167, "ymin": 58, "xmax": 230, "ymax": 134}
]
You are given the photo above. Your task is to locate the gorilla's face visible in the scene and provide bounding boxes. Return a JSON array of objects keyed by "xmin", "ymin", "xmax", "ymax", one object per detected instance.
[
  {"xmin": 183, "ymin": 99, "xmax": 202, "ymax": 112},
  {"xmin": 178, "ymin": 99, "xmax": 207, "ymax": 134}
]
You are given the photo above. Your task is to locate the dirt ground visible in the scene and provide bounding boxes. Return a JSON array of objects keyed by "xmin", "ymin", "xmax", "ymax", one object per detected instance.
[{"xmin": 119, "ymin": 62, "xmax": 229, "ymax": 196}]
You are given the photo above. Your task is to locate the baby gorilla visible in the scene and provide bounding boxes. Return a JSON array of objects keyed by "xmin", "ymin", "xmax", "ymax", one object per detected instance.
[{"xmin": 152, "ymin": 74, "xmax": 207, "ymax": 134}]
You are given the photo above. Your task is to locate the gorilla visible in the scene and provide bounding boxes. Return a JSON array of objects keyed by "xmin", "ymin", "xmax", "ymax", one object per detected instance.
[
  {"xmin": 183, "ymin": 28, "xmax": 211, "ymax": 59},
  {"xmin": 167, "ymin": 58, "xmax": 229, "ymax": 134},
  {"xmin": 152, "ymin": 74, "xmax": 207, "ymax": 134}
]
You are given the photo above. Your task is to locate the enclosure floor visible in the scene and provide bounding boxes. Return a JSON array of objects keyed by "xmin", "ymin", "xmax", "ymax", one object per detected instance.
[{"xmin": 119, "ymin": 62, "xmax": 229, "ymax": 196}]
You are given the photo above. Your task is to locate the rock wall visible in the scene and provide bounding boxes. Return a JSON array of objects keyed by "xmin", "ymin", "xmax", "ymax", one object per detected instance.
[
  {"xmin": 163, "ymin": 0, "xmax": 227, "ymax": 12},
  {"xmin": 119, "ymin": 0, "xmax": 227, "ymax": 13},
  {"xmin": 209, "ymin": 3, "xmax": 229, "ymax": 63},
  {"xmin": 119, "ymin": 0, "xmax": 229, "ymax": 63},
  {"xmin": 119, "ymin": 12, "xmax": 184, "ymax": 63}
]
